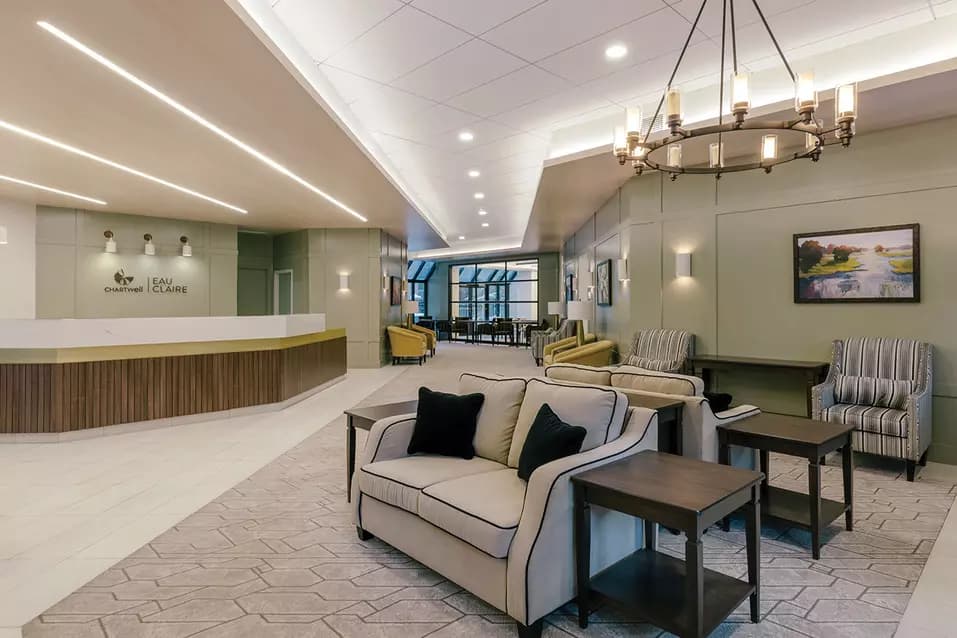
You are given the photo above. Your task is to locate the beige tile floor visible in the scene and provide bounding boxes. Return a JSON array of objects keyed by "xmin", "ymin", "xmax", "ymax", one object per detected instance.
[{"xmin": 0, "ymin": 365, "xmax": 403, "ymax": 636}]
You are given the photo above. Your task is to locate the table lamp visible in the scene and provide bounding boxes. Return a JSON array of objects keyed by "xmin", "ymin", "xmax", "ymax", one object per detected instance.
[
  {"xmin": 566, "ymin": 300, "xmax": 589, "ymax": 347},
  {"xmin": 546, "ymin": 301, "xmax": 565, "ymax": 329},
  {"xmin": 401, "ymin": 298, "xmax": 419, "ymax": 328}
]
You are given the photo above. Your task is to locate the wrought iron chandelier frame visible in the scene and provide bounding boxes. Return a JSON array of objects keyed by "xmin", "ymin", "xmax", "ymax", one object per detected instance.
[{"xmin": 617, "ymin": 0, "xmax": 858, "ymax": 179}]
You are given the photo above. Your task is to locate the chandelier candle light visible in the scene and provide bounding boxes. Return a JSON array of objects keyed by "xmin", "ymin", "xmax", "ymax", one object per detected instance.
[{"xmin": 614, "ymin": 0, "xmax": 858, "ymax": 179}]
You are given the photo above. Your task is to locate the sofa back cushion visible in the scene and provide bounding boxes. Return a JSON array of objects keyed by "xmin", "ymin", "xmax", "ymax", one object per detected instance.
[
  {"xmin": 544, "ymin": 363, "xmax": 612, "ymax": 386},
  {"xmin": 507, "ymin": 378, "xmax": 628, "ymax": 468},
  {"xmin": 459, "ymin": 373, "xmax": 527, "ymax": 464},
  {"xmin": 624, "ymin": 329, "xmax": 692, "ymax": 371},
  {"xmin": 610, "ymin": 366, "xmax": 704, "ymax": 397},
  {"xmin": 835, "ymin": 373, "xmax": 914, "ymax": 410},
  {"xmin": 838, "ymin": 337, "xmax": 923, "ymax": 381}
]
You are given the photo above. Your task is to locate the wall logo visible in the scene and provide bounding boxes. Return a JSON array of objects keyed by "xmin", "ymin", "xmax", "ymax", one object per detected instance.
[{"xmin": 104, "ymin": 268, "xmax": 188, "ymax": 295}]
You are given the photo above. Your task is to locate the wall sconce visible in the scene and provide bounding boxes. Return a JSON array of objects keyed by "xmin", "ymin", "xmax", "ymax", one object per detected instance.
[
  {"xmin": 588, "ymin": 259, "xmax": 595, "ymax": 273},
  {"xmin": 382, "ymin": 272, "xmax": 388, "ymax": 292},
  {"xmin": 676, "ymin": 252, "xmax": 692, "ymax": 278},
  {"xmin": 104, "ymin": 230, "xmax": 116, "ymax": 253},
  {"xmin": 617, "ymin": 258, "xmax": 629, "ymax": 281},
  {"xmin": 180, "ymin": 235, "xmax": 192, "ymax": 257},
  {"xmin": 0, "ymin": 225, "xmax": 7, "ymax": 245},
  {"xmin": 339, "ymin": 272, "xmax": 350, "ymax": 291},
  {"xmin": 144, "ymin": 233, "xmax": 155, "ymax": 255}
]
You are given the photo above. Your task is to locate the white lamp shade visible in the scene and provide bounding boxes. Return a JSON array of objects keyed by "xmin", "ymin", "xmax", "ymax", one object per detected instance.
[
  {"xmin": 144, "ymin": 240, "xmax": 155, "ymax": 256},
  {"xmin": 181, "ymin": 243, "xmax": 192, "ymax": 257},
  {"xmin": 566, "ymin": 300, "xmax": 589, "ymax": 321},
  {"xmin": 676, "ymin": 252, "xmax": 692, "ymax": 278},
  {"xmin": 547, "ymin": 301, "xmax": 565, "ymax": 316},
  {"xmin": 402, "ymin": 298, "xmax": 419, "ymax": 314}
]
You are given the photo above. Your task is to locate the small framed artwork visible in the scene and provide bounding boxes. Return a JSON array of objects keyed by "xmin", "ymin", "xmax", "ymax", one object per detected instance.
[
  {"xmin": 793, "ymin": 223, "xmax": 920, "ymax": 303},
  {"xmin": 565, "ymin": 273, "xmax": 575, "ymax": 301},
  {"xmin": 389, "ymin": 276, "xmax": 401, "ymax": 306},
  {"xmin": 596, "ymin": 259, "xmax": 612, "ymax": 306}
]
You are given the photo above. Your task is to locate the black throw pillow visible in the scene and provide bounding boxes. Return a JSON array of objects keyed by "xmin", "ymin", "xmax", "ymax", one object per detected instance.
[
  {"xmin": 704, "ymin": 391, "xmax": 733, "ymax": 412},
  {"xmin": 407, "ymin": 387, "xmax": 485, "ymax": 459},
  {"xmin": 517, "ymin": 403, "xmax": 587, "ymax": 481}
]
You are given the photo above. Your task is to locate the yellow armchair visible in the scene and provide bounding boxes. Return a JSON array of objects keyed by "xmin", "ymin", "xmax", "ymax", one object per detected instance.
[
  {"xmin": 542, "ymin": 333, "xmax": 596, "ymax": 365},
  {"xmin": 552, "ymin": 340, "xmax": 615, "ymax": 367},
  {"xmin": 407, "ymin": 324, "xmax": 437, "ymax": 356},
  {"xmin": 387, "ymin": 326, "xmax": 428, "ymax": 365}
]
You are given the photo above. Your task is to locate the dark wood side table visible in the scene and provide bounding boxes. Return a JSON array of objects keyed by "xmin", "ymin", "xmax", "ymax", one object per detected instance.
[
  {"xmin": 688, "ymin": 354, "xmax": 829, "ymax": 417},
  {"xmin": 717, "ymin": 412, "xmax": 854, "ymax": 559},
  {"xmin": 625, "ymin": 394, "xmax": 684, "ymax": 455},
  {"xmin": 343, "ymin": 400, "xmax": 418, "ymax": 502},
  {"xmin": 572, "ymin": 451, "xmax": 764, "ymax": 638}
]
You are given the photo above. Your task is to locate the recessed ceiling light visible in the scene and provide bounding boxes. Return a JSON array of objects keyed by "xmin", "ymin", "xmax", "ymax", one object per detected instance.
[
  {"xmin": 0, "ymin": 174, "xmax": 107, "ymax": 205},
  {"xmin": 458, "ymin": 235, "xmax": 466, "ymax": 240},
  {"xmin": 481, "ymin": 222, "xmax": 489, "ymax": 228},
  {"xmin": 605, "ymin": 43, "xmax": 628, "ymax": 60},
  {"xmin": 0, "ymin": 118, "xmax": 246, "ymax": 213},
  {"xmin": 458, "ymin": 131, "xmax": 474, "ymax": 142},
  {"xmin": 473, "ymin": 192, "xmax": 485, "ymax": 200},
  {"xmin": 37, "ymin": 21, "xmax": 367, "ymax": 222},
  {"xmin": 467, "ymin": 169, "xmax": 480, "ymax": 178},
  {"xmin": 477, "ymin": 209, "xmax": 488, "ymax": 216}
]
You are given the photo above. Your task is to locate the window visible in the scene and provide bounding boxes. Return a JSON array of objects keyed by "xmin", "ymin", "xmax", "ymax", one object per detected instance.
[
  {"xmin": 407, "ymin": 259, "xmax": 435, "ymax": 318},
  {"xmin": 448, "ymin": 259, "xmax": 539, "ymax": 321}
]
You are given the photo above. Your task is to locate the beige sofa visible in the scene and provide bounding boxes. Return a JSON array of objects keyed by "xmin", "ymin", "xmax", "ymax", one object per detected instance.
[
  {"xmin": 352, "ymin": 373, "xmax": 658, "ymax": 637},
  {"xmin": 545, "ymin": 363, "xmax": 759, "ymax": 468}
]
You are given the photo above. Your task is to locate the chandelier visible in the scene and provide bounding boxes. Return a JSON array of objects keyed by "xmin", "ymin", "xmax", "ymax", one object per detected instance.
[{"xmin": 613, "ymin": 0, "xmax": 859, "ymax": 179}]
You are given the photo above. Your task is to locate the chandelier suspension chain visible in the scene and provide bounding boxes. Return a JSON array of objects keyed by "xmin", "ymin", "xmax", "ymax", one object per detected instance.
[
  {"xmin": 643, "ymin": 0, "xmax": 709, "ymax": 143},
  {"xmin": 750, "ymin": 0, "xmax": 795, "ymax": 81}
]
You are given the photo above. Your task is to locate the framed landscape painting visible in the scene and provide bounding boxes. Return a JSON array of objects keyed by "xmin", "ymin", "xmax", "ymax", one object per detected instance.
[
  {"xmin": 793, "ymin": 223, "xmax": 920, "ymax": 303},
  {"xmin": 596, "ymin": 259, "xmax": 612, "ymax": 306}
]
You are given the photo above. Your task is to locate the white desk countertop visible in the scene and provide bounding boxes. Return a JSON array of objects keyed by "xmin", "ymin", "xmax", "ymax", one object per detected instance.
[{"xmin": 0, "ymin": 314, "xmax": 327, "ymax": 349}]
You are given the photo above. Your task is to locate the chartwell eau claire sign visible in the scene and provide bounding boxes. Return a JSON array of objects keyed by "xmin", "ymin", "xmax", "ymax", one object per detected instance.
[{"xmin": 104, "ymin": 269, "xmax": 189, "ymax": 295}]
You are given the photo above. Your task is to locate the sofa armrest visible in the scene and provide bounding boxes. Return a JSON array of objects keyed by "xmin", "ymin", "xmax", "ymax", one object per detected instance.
[
  {"xmin": 505, "ymin": 407, "xmax": 658, "ymax": 626},
  {"xmin": 811, "ymin": 381, "xmax": 836, "ymax": 418},
  {"xmin": 907, "ymin": 386, "xmax": 933, "ymax": 461},
  {"xmin": 714, "ymin": 404, "xmax": 761, "ymax": 422},
  {"xmin": 543, "ymin": 335, "xmax": 576, "ymax": 357},
  {"xmin": 356, "ymin": 413, "xmax": 418, "ymax": 467}
]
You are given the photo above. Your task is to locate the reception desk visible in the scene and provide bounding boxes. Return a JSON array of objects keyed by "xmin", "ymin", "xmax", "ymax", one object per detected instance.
[{"xmin": 0, "ymin": 314, "xmax": 346, "ymax": 437}]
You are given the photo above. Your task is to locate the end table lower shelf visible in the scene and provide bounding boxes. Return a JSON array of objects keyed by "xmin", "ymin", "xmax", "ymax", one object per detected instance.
[{"xmin": 590, "ymin": 549, "xmax": 754, "ymax": 638}]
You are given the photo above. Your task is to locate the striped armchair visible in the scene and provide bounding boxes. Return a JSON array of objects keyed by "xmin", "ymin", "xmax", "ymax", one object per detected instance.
[
  {"xmin": 530, "ymin": 320, "xmax": 575, "ymax": 366},
  {"xmin": 812, "ymin": 337, "xmax": 933, "ymax": 481},
  {"xmin": 623, "ymin": 329, "xmax": 693, "ymax": 372}
]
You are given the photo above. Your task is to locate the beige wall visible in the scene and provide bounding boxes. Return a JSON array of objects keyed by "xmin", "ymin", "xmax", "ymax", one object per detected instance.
[
  {"xmin": 0, "ymin": 197, "xmax": 36, "ymax": 318},
  {"xmin": 35, "ymin": 207, "xmax": 237, "ymax": 318},
  {"xmin": 562, "ymin": 116, "xmax": 957, "ymax": 463}
]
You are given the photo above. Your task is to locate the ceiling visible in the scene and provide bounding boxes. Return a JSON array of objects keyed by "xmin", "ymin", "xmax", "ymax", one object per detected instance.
[
  {"xmin": 0, "ymin": 0, "xmax": 445, "ymax": 248},
  {"xmin": 235, "ymin": 0, "xmax": 957, "ymax": 255}
]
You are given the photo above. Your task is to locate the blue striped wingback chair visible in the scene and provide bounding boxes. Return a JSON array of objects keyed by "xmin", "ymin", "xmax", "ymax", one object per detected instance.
[
  {"xmin": 530, "ymin": 320, "xmax": 575, "ymax": 365},
  {"xmin": 623, "ymin": 329, "xmax": 694, "ymax": 372},
  {"xmin": 812, "ymin": 337, "xmax": 933, "ymax": 481}
]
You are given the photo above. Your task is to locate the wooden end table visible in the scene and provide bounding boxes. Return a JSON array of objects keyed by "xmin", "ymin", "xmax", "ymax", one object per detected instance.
[
  {"xmin": 572, "ymin": 450, "xmax": 764, "ymax": 638},
  {"xmin": 717, "ymin": 412, "xmax": 854, "ymax": 559},
  {"xmin": 343, "ymin": 400, "xmax": 417, "ymax": 502},
  {"xmin": 625, "ymin": 394, "xmax": 684, "ymax": 455}
]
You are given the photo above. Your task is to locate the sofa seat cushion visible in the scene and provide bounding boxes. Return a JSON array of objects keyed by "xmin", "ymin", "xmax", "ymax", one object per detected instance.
[
  {"xmin": 610, "ymin": 366, "xmax": 704, "ymax": 397},
  {"xmin": 508, "ymin": 378, "xmax": 627, "ymax": 467},
  {"xmin": 419, "ymin": 469, "xmax": 526, "ymax": 558},
  {"xmin": 822, "ymin": 403, "xmax": 909, "ymax": 438},
  {"xmin": 358, "ymin": 456, "xmax": 505, "ymax": 514}
]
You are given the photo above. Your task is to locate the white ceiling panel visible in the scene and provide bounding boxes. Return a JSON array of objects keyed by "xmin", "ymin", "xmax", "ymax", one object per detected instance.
[
  {"xmin": 482, "ymin": 0, "xmax": 668, "ymax": 62},
  {"xmin": 318, "ymin": 65, "xmax": 383, "ymax": 104},
  {"xmin": 411, "ymin": 0, "xmax": 546, "ymax": 36},
  {"xmin": 325, "ymin": 6, "xmax": 471, "ymax": 82},
  {"xmin": 392, "ymin": 39, "xmax": 526, "ymax": 101},
  {"xmin": 492, "ymin": 86, "xmax": 615, "ymax": 132},
  {"xmin": 382, "ymin": 104, "xmax": 477, "ymax": 144},
  {"xmin": 272, "ymin": 0, "xmax": 402, "ymax": 62},
  {"xmin": 448, "ymin": 65, "xmax": 570, "ymax": 117}
]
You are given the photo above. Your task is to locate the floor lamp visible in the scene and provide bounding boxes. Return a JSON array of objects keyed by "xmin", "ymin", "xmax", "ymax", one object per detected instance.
[
  {"xmin": 546, "ymin": 301, "xmax": 565, "ymax": 329},
  {"xmin": 566, "ymin": 300, "xmax": 588, "ymax": 347}
]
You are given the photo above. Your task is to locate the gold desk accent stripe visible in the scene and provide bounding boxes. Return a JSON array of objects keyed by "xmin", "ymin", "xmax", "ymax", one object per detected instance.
[{"xmin": 0, "ymin": 328, "xmax": 347, "ymax": 364}]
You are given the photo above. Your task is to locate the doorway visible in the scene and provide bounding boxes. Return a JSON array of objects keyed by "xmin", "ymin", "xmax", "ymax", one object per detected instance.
[{"xmin": 274, "ymin": 269, "xmax": 294, "ymax": 315}]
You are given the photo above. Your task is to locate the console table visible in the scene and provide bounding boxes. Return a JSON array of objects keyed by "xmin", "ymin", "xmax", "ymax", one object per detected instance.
[
  {"xmin": 572, "ymin": 451, "xmax": 763, "ymax": 638},
  {"xmin": 688, "ymin": 354, "xmax": 829, "ymax": 417}
]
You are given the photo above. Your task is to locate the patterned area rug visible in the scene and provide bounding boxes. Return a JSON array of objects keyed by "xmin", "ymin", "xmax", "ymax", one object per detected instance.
[{"xmin": 21, "ymin": 347, "xmax": 957, "ymax": 637}]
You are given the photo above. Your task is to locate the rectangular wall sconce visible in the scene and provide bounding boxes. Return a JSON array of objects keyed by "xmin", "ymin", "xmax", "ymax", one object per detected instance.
[
  {"xmin": 676, "ymin": 252, "xmax": 692, "ymax": 278},
  {"xmin": 339, "ymin": 273, "xmax": 350, "ymax": 291},
  {"xmin": 616, "ymin": 258, "xmax": 628, "ymax": 281},
  {"xmin": 0, "ymin": 225, "xmax": 7, "ymax": 245}
]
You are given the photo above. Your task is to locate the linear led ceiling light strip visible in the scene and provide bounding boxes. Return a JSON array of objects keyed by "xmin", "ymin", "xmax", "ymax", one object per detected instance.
[
  {"xmin": 38, "ymin": 21, "xmax": 367, "ymax": 223},
  {"xmin": 0, "ymin": 174, "xmax": 107, "ymax": 205}
]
